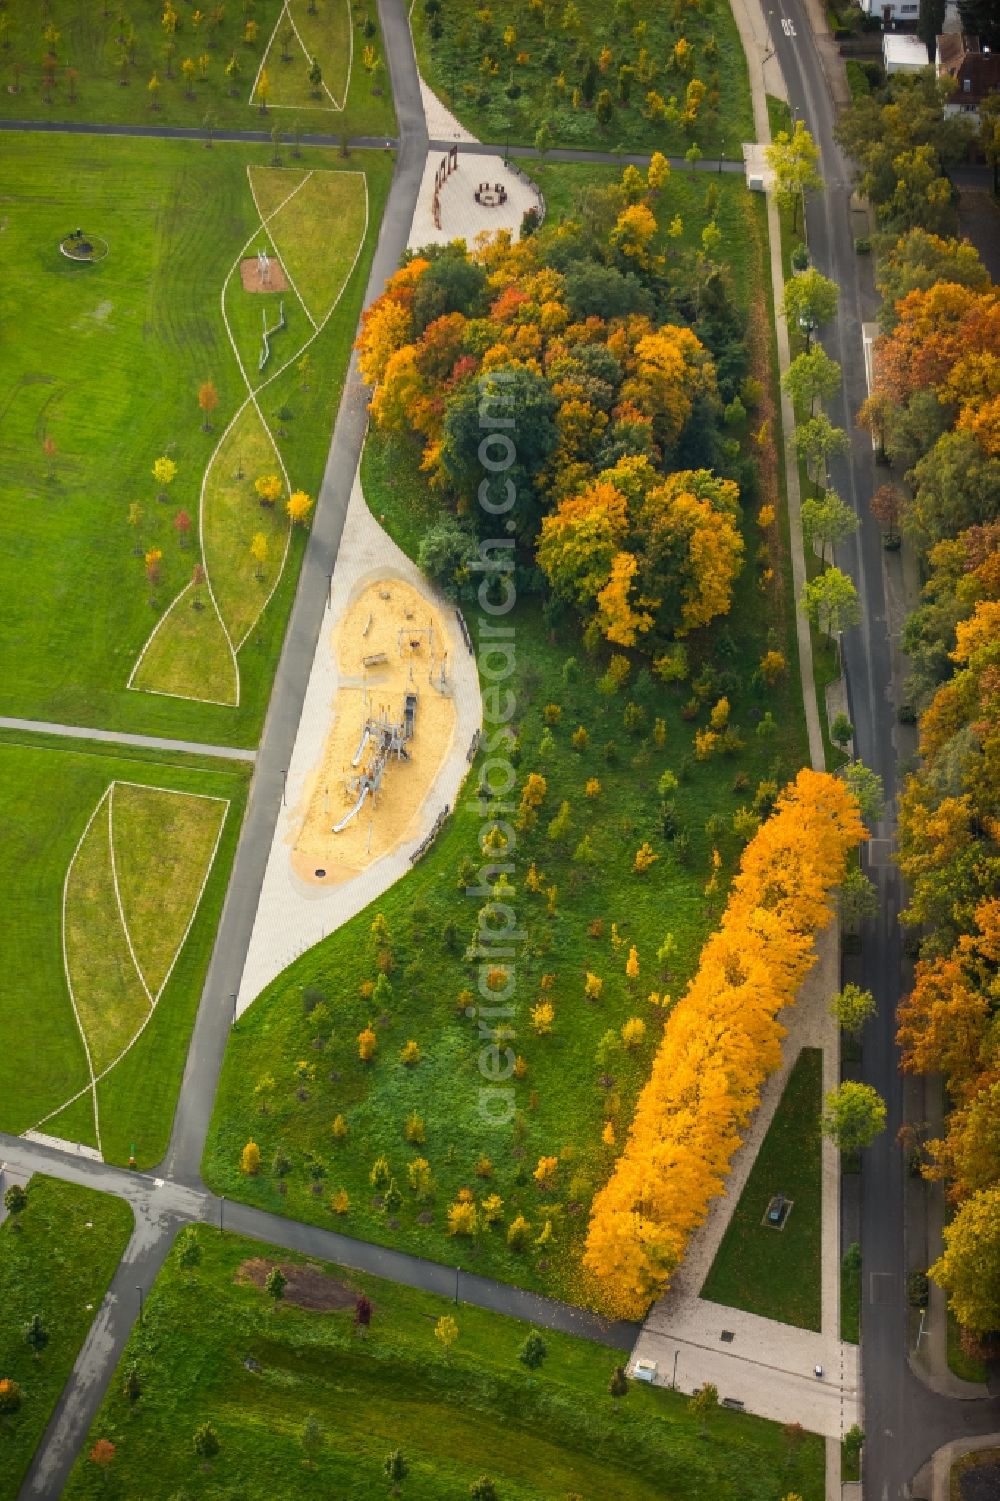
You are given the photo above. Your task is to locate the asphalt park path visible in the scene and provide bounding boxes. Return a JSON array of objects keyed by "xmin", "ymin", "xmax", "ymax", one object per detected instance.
[
  {"xmin": 768, "ymin": 1, "xmax": 999, "ymax": 1493},
  {"xmin": 0, "ymin": 716, "xmax": 256, "ymax": 762},
  {"xmin": 0, "ymin": 111, "xmax": 747, "ymax": 173}
]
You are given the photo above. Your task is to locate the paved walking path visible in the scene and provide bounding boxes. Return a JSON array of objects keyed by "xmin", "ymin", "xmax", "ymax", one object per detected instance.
[
  {"xmin": 236, "ymin": 474, "xmax": 481, "ymax": 1013},
  {"xmin": 0, "ymin": 716, "xmax": 255, "ymax": 762}
]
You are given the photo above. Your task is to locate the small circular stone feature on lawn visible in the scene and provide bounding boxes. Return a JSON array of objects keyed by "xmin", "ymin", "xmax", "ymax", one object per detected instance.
[{"xmin": 59, "ymin": 229, "xmax": 109, "ymax": 263}]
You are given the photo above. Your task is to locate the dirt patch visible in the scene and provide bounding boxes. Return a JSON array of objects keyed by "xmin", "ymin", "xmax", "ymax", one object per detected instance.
[
  {"xmin": 236, "ymin": 1257, "xmax": 355, "ymax": 1311},
  {"xmin": 239, "ymin": 256, "xmax": 290, "ymax": 293}
]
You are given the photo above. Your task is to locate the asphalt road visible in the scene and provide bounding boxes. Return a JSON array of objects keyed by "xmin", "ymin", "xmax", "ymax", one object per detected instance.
[{"xmin": 769, "ymin": 1, "xmax": 999, "ymax": 1492}]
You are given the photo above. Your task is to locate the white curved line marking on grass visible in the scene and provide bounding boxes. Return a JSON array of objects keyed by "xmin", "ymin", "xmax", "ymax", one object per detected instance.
[
  {"xmin": 128, "ymin": 166, "xmax": 368, "ymax": 705},
  {"xmin": 31, "ymin": 787, "xmax": 109, "ymax": 1153},
  {"xmin": 114, "ymin": 782, "xmax": 230, "ymax": 1006},
  {"xmin": 29, "ymin": 788, "xmax": 232, "ymax": 1139},
  {"xmin": 106, "ymin": 786, "xmax": 153, "ymax": 1008},
  {"xmin": 126, "ymin": 582, "xmax": 238, "ymax": 708}
]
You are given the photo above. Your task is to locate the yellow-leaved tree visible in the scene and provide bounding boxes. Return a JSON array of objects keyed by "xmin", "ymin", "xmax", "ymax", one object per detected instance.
[{"xmin": 583, "ymin": 769, "xmax": 865, "ymax": 1317}]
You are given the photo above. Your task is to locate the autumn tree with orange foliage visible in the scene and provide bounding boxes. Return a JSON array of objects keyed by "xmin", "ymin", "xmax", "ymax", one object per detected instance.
[
  {"xmin": 584, "ymin": 770, "xmax": 865, "ymax": 1317},
  {"xmin": 354, "ymin": 175, "xmax": 750, "ymax": 657}
]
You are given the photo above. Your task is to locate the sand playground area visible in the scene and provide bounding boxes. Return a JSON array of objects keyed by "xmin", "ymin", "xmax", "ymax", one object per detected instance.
[{"xmin": 290, "ymin": 578, "xmax": 457, "ymax": 885}]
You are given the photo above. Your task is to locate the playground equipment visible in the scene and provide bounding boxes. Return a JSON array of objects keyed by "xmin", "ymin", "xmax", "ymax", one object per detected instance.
[{"xmin": 333, "ymin": 692, "xmax": 419, "ymax": 833}]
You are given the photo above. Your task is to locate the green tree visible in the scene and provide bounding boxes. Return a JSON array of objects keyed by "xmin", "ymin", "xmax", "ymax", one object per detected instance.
[
  {"xmin": 822, "ymin": 1082, "xmax": 887, "ymax": 1153},
  {"xmin": 384, "ymin": 1448, "xmax": 409, "ymax": 1489},
  {"xmin": 782, "ymin": 269, "xmax": 839, "ymax": 347},
  {"xmin": 122, "ymin": 1362, "xmax": 142, "ymax": 1404},
  {"xmin": 906, "ymin": 431, "xmax": 1000, "ymax": 551},
  {"xmin": 264, "ymin": 1266, "xmax": 287, "ymax": 1309},
  {"xmin": 193, "ymin": 1422, "xmax": 220, "ymax": 1459},
  {"xmin": 417, "ymin": 517, "xmax": 476, "ymax": 596},
  {"xmin": 795, "ymin": 414, "xmax": 850, "ymax": 490},
  {"xmin": 534, "ymin": 119, "xmax": 552, "ymax": 157},
  {"xmin": 688, "ymin": 1380, "xmax": 719, "ymax": 1437},
  {"xmin": 308, "ymin": 57, "xmax": 323, "ymax": 96},
  {"xmin": 839, "ymin": 865, "xmax": 878, "ymax": 928},
  {"xmin": 842, "ymin": 761, "xmax": 885, "ymax": 827},
  {"xmin": 830, "ymin": 712, "xmax": 853, "ymax": 753},
  {"xmin": 23, "ymin": 1314, "xmax": 49, "ymax": 1360},
  {"xmin": 609, "ymin": 1364, "xmax": 630, "ymax": 1406},
  {"xmin": 519, "ymin": 1330, "xmax": 548, "ymax": 1369},
  {"xmin": 930, "ymin": 1184, "xmax": 1000, "ymax": 1333},
  {"xmin": 766, "ymin": 121, "xmax": 823, "ymax": 231},
  {"xmin": 470, "ymin": 1480, "xmax": 499, "ymax": 1501},
  {"xmin": 301, "ymin": 1412, "xmax": 323, "ymax": 1467},
  {"xmin": 3, "ymin": 1182, "xmax": 27, "ymax": 1229},
  {"xmin": 178, "ymin": 1227, "xmax": 202, "ymax": 1283},
  {"xmin": 800, "ymin": 567, "xmax": 861, "ymax": 639},
  {"xmin": 830, "ymin": 983, "xmax": 876, "ymax": 1039},
  {"xmin": 917, "ymin": 0, "xmax": 945, "ymax": 61},
  {"xmin": 800, "ymin": 489, "xmax": 858, "ymax": 563},
  {"xmin": 781, "ymin": 347, "xmax": 841, "ymax": 417},
  {"xmin": 596, "ymin": 88, "xmax": 615, "ymax": 128}
]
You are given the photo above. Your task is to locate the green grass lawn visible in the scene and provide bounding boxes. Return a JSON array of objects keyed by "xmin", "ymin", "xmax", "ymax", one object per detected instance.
[
  {"xmin": 0, "ymin": 739, "xmax": 248, "ymax": 1167},
  {"xmin": 0, "ymin": 1176, "xmax": 134, "ymax": 1501},
  {"xmin": 0, "ymin": 0, "xmax": 394, "ymax": 137},
  {"xmin": 841, "ymin": 1243, "xmax": 861, "ymax": 1344},
  {"xmin": 63, "ymin": 1225, "xmax": 825, "ymax": 1500},
  {"xmin": 0, "ymin": 132, "xmax": 390, "ymax": 746},
  {"xmin": 411, "ymin": 0, "xmax": 753, "ymax": 155},
  {"xmin": 700, "ymin": 1049, "xmax": 823, "ymax": 1330}
]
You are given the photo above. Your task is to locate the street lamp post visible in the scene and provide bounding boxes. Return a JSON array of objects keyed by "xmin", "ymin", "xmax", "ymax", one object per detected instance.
[
  {"xmin": 220, "ymin": 1194, "xmax": 225, "ymax": 1233},
  {"xmin": 672, "ymin": 1349, "xmax": 679, "ymax": 1389},
  {"xmin": 454, "ymin": 1265, "xmax": 460, "ymax": 1304},
  {"xmin": 281, "ymin": 769, "xmax": 287, "ymax": 806},
  {"xmin": 137, "ymin": 1285, "xmax": 144, "ymax": 1324},
  {"xmin": 231, "ymin": 993, "xmax": 237, "ymax": 1029}
]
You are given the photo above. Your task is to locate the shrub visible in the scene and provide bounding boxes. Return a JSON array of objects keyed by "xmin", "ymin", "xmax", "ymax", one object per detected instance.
[
  {"xmin": 404, "ymin": 1113, "xmax": 426, "ymax": 1144},
  {"xmin": 907, "ymin": 1269, "xmax": 929, "ymax": 1308},
  {"xmin": 543, "ymin": 702, "xmax": 562, "ymax": 725},
  {"xmin": 634, "ymin": 841, "xmax": 659, "ymax": 873},
  {"xmin": 507, "ymin": 1213, "xmax": 531, "ymax": 1250},
  {"xmin": 240, "ymin": 1140, "xmax": 261, "ymax": 1175},
  {"xmin": 448, "ymin": 1199, "xmax": 479, "ymax": 1236}
]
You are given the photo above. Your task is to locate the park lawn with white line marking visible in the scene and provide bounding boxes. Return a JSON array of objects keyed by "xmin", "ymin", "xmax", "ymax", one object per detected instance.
[
  {"xmin": 0, "ymin": 740, "xmax": 248, "ymax": 1165},
  {"xmin": 0, "ymin": 1177, "xmax": 135, "ymax": 1501},
  {"xmin": 200, "ymin": 404, "xmax": 290, "ymax": 654},
  {"xmin": 63, "ymin": 1226, "xmax": 825, "ymax": 1500},
  {"xmin": 130, "ymin": 583, "xmax": 239, "ymax": 707},
  {"xmin": 264, "ymin": 169, "xmax": 369, "ymax": 324},
  {"xmin": 111, "ymin": 783, "xmax": 229, "ymax": 997},
  {"xmin": 258, "ymin": 0, "xmax": 354, "ymax": 111},
  {"xmin": 0, "ymin": 132, "xmax": 390, "ymax": 746},
  {"xmin": 64, "ymin": 790, "xmax": 152, "ymax": 1080},
  {"xmin": 0, "ymin": 0, "xmax": 394, "ymax": 136}
]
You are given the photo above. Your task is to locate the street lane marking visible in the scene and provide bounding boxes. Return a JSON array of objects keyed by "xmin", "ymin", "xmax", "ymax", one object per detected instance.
[{"xmin": 781, "ymin": 17, "xmax": 797, "ymax": 35}]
